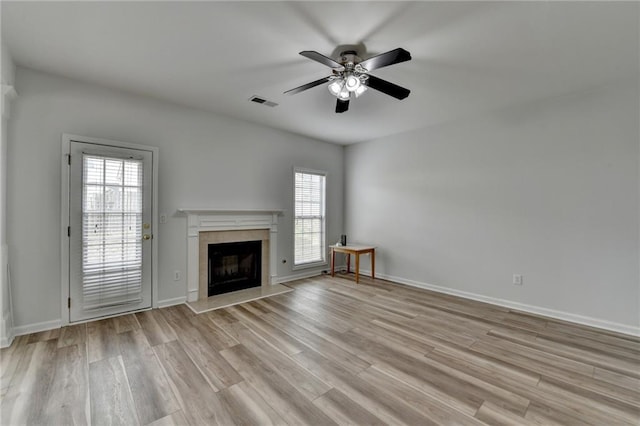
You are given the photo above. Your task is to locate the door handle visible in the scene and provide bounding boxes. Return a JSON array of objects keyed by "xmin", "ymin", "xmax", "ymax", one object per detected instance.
[{"xmin": 143, "ymin": 234, "xmax": 152, "ymax": 240}]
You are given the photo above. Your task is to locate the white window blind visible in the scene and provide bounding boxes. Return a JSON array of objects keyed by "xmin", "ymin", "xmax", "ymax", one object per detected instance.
[
  {"xmin": 82, "ymin": 154, "xmax": 144, "ymax": 310},
  {"xmin": 294, "ymin": 170, "xmax": 326, "ymax": 266}
]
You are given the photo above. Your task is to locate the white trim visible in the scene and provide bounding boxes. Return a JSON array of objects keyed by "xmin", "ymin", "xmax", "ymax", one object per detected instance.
[
  {"xmin": 12, "ymin": 306, "xmax": 157, "ymax": 334},
  {"xmin": 151, "ymin": 143, "xmax": 159, "ymax": 309},
  {"xmin": 0, "ymin": 244, "xmax": 13, "ymax": 348},
  {"xmin": 178, "ymin": 208, "xmax": 284, "ymax": 302},
  {"xmin": 0, "ymin": 309, "xmax": 14, "ymax": 348},
  {"xmin": 157, "ymin": 296, "xmax": 187, "ymax": 308},
  {"xmin": 363, "ymin": 270, "xmax": 640, "ymax": 337},
  {"xmin": 292, "ymin": 261, "xmax": 328, "ymax": 272},
  {"xmin": 1, "ymin": 84, "xmax": 17, "ymax": 118},
  {"xmin": 13, "ymin": 319, "xmax": 62, "ymax": 337},
  {"xmin": 179, "ymin": 208, "xmax": 285, "ymax": 216},
  {"xmin": 61, "ymin": 134, "xmax": 159, "ymax": 326},
  {"xmin": 272, "ymin": 268, "xmax": 326, "ymax": 284},
  {"xmin": 60, "ymin": 139, "xmax": 70, "ymax": 326},
  {"xmin": 292, "ymin": 167, "xmax": 328, "ymax": 268}
]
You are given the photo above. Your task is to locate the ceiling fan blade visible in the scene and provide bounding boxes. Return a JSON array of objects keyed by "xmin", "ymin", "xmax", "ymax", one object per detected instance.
[
  {"xmin": 359, "ymin": 48, "xmax": 411, "ymax": 72},
  {"xmin": 300, "ymin": 51, "xmax": 345, "ymax": 71},
  {"xmin": 364, "ymin": 75, "xmax": 410, "ymax": 100},
  {"xmin": 284, "ymin": 76, "xmax": 332, "ymax": 95},
  {"xmin": 335, "ymin": 99, "xmax": 349, "ymax": 113}
]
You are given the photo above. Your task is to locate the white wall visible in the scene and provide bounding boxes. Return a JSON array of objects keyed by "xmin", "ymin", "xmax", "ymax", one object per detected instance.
[
  {"xmin": 345, "ymin": 79, "xmax": 639, "ymax": 332},
  {"xmin": 8, "ymin": 66, "xmax": 638, "ymax": 335},
  {"xmin": 1, "ymin": 42, "xmax": 16, "ymax": 346},
  {"xmin": 7, "ymin": 67, "xmax": 343, "ymax": 330}
]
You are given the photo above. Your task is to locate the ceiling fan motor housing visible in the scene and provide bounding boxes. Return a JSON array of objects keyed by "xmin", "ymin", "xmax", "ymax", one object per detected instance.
[
  {"xmin": 339, "ymin": 50, "xmax": 361, "ymax": 67},
  {"xmin": 337, "ymin": 51, "xmax": 369, "ymax": 93}
]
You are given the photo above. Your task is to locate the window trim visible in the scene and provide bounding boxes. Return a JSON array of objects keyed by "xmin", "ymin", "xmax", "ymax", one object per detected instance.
[{"xmin": 292, "ymin": 167, "xmax": 327, "ymax": 270}]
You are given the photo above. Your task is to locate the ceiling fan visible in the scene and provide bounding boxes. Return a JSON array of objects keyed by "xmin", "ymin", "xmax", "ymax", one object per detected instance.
[{"xmin": 284, "ymin": 47, "xmax": 412, "ymax": 113}]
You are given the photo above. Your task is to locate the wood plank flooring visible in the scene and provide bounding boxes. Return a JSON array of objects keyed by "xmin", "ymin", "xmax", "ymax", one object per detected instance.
[{"xmin": 1, "ymin": 274, "xmax": 639, "ymax": 425}]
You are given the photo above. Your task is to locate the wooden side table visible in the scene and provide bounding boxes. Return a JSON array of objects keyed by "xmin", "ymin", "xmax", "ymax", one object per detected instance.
[{"xmin": 329, "ymin": 245, "xmax": 376, "ymax": 284}]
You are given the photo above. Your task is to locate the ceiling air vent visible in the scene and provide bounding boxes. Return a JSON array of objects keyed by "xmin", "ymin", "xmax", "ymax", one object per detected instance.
[{"xmin": 249, "ymin": 95, "xmax": 278, "ymax": 107}]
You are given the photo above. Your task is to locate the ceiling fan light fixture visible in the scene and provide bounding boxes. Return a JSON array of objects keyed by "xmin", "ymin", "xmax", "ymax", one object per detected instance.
[
  {"xmin": 354, "ymin": 84, "xmax": 367, "ymax": 98},
  {"xmin": 338, "ymin": 86, "xmax": 350, "ymax": 100},
  {"xmin": 345, "ymin": 74, "xmax": 361, "ymax": 92},
  {"xmin": 328, "ymin": 78, "xmax": 350, "ymax": 100},
  {"xmin": 328, "ymin": 79, "xmax": 344, "ymax": 97}
]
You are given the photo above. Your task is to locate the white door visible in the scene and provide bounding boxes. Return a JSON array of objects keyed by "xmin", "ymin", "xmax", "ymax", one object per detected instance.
[{"xmin": 68, "ymin": 141, "xmax": 153, "ymax": 322}]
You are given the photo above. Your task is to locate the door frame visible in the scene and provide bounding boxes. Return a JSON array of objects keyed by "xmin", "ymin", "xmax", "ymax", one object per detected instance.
[{"xmin": 60, "ymin": 133, "xmax": 159, "ymax": 326}]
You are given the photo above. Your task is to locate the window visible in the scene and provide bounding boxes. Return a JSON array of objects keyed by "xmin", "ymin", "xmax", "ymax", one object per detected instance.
[{"xmin": 294, "ymin": 169, "xmax": 326, "ymax": 267}]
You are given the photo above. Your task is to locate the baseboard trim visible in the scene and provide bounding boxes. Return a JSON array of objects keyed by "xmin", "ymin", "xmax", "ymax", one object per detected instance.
[
  {"xmin": 13, "ymin": 319, "xmax": 62, "ymax": 338},
  {"xmin": 1, "ymin": 309, "xmax": 14, "ymax": 348},
  {"xmin": 11, "ymin": 273, "xmax": 637, "ymax": 339},
  {"xmin": 0, "ymin": 335, "xmax": 13, "ymax": 348},
  {"xmin": 187, "ymin": 289, "xmax": 198, "ymax": 303},
  {"xmin": 273, "ymin": 269, "xmax": 326, "ymax": 284},
  {"xmin": 10, "ymin": 297, "xmax": 185, "ymax": 338},
  {"xmin": 157, "ymin": 296, "xmax": 187, "ymax": 308},
  {"xmin": 1, "ymin": 245, "xmax": 13, "ymax": 348},
  {"xmin": 362, "ymin": 270, "xmax": 640, "ymax": 337}
]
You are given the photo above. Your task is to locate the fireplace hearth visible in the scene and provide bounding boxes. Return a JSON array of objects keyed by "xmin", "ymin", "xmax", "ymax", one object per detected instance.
[{"xmin": 208, "ymin": 240, "xmax": 262, "ymax": 296}]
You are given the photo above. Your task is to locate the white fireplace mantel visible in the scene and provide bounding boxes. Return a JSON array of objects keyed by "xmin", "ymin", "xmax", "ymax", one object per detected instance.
[{"xmin": 179, "ymin": 208, "xmax": 285, "ymax": 302}]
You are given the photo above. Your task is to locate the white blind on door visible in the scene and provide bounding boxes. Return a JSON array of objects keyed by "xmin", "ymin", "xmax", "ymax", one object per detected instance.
[
  {"xmin": 82, "ymin": 154, "xmax": 144, "ymax": 310},
  {"xmin": 294, "ymin": 170, "xmax": 326, "ymax": 266}
]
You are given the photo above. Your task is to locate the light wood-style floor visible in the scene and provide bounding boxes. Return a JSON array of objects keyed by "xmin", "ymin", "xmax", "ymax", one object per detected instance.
[{"xmin": 1, "ymin": 274, "xmax": 639, "ymax": 425}]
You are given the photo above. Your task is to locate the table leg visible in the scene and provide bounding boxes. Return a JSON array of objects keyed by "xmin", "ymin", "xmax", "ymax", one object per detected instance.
[
  {"xmin": 355, "ymin": 253, "xmax": 360, "ymax": 284},
  {"xmin": 371, "ymin": 249, "xmax": 375, "ymax": 280},
  {"xmin": 331, "ymin": 249, "xmax": 335, "ymax": 277},
  {"xmin": 347, "ymin": 253, "xmax": 351, "ymax": 273}
]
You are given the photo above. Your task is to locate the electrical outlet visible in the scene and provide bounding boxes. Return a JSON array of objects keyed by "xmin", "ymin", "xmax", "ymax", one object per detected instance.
[
  {"xmin": 174, "ymin": 270, "xmax": 181, "ymax": 281},
  {"xmin": 160, "ymin": 213, "xmax": 167, "ymax": 224},
  {"xmin": 513, "ymin": 274, "xmax": 523, "ymax": 285}
]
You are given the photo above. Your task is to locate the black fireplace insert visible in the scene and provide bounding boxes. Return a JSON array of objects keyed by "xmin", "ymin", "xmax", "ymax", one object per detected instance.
[{"xmin": 208, "ymin": 240, "xmax": 262, "ymax": 296}]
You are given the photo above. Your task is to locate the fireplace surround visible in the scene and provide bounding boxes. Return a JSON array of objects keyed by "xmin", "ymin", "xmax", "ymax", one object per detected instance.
[{"xmin": 180, "ymin": 209, "xmax": 283, "ymax": 302}]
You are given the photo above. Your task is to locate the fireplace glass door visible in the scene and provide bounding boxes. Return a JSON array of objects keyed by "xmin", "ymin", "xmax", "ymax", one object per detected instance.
[{"xmin": 208, "ymin": 240, "xmax": 262, "ymax": 296}]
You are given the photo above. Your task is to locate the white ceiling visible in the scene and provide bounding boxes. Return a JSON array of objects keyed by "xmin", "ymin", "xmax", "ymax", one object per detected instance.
[{"xmin": 2, "ymin": 1, "xmax": 638, "ymax": 145}]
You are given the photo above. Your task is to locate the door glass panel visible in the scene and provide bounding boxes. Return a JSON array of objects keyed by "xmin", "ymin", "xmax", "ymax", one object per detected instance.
[{"xmin": 82, "ymin": 154, "xmax": 144, "ymax": 310}]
